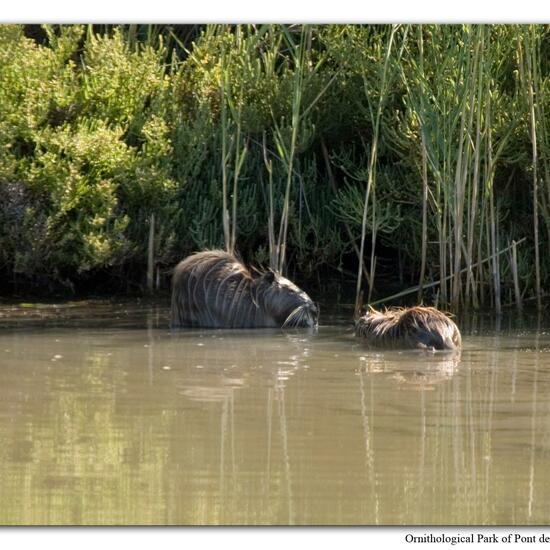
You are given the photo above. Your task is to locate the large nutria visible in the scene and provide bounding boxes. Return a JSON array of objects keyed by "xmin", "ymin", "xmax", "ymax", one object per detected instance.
[
  {"xmin": 355, "ymin": 306, "xmax": 461, "ymax": 351},
  {"xmin": 171, "ymin": 250, "xmax": 318, "ymax": 328}
]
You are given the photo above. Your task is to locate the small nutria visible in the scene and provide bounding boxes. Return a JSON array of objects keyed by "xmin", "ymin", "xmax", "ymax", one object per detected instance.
[
  {"xmin": 171, "ymin": 250, "xmax": 318, "ymax": 329},
  {"xmin": 355, "ymin": 306, "xmax": 461, "ymax": 351}
]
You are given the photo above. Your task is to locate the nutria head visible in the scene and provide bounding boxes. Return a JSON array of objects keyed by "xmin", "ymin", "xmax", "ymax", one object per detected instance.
[
  {"xmin": 252, "ymin": 270, "xmax": 318, "ymax": 329},
  {"xmin": 171, "ymin": 250, "xmax": 319, "ymax": 329},
  {"xmin": 355, "ymin": 306, "xmax": 461, "ymax": 351}
]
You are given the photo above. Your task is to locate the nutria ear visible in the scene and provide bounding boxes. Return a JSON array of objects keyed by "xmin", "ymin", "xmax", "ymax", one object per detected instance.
[{"xmin": 262, "ymin": 270, "xmax": 276, "ymax": 284}]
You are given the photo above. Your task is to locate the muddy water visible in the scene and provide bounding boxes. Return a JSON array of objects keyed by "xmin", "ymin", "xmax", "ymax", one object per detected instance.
[{"xmin": 1, "ymin": 300, "xmax": 550, "ymax": 525}]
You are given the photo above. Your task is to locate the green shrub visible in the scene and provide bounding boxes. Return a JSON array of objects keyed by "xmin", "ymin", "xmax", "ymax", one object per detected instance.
[{"xmin": 0, "ymin": 23, "xmax": 548, "ymax": 309}]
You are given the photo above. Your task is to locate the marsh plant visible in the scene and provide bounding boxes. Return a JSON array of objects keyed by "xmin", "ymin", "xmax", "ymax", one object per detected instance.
[{"xmin": 0, "ymin": 24, "xmax": 548, "ymax": 310}]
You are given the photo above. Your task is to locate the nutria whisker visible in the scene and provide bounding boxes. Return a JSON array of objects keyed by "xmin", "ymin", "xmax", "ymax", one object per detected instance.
[
  {"xmin": 282, "ymin": 305, "xmax": 304, "ymax": 329},
  {"xmin": 291, "ymin": 305, "xmax": 313, "ymax": 329},
  {"xmin": 171, "ymin": 250, "xmax": 318, "ymax": 329},
  {"xmin": 284, "ymin": 303, "xmax": 313, "ymax": 329},
  {"xmin": 303, "ymin": 307, "xmax": 315, "ymax": 328},
  {"xmin": 355, "ymin": 306, "xmax": 461, "ymax": 351}
]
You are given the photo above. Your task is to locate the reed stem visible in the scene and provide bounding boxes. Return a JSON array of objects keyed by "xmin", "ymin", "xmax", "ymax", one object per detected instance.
[
  {"xmin": 511, "ymin": 240, "xmax": 523, "ymax": 311},
  {"xmin": 147, "ymin": 212, "xmax": 155, "ymax": 293},
  {"xmin": 354, "ymin": 25, "xmax": 398, "ymax": 319},
  {"xmin": 370, "ymin": 238, "xmax": 526, "ymax": 308},
  {"xmin": 523, "ymin": 29, "xmax": 542, "ymax": 310}
]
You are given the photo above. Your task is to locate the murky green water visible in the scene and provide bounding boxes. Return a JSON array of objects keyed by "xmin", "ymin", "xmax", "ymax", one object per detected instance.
[{"xmin": 1, "ymin": 300, "xmax": 550, "ymax": 525}]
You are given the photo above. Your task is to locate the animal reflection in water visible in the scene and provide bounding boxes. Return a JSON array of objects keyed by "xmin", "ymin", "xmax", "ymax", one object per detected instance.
[
  {"xmin": 171, "ymin": 250, "xmax": 318, "ymax": 329},
  {"xmin": 355, "ymin": 306, "xmax": 461, "ymax": 351},
  {"xmin": 174, "ymin": 332, "xmax": 310, "ymax": 402},
  {"xmin": 359, "ymin": 350, "xmax": 461, "ymax": 390},
  {"xmin": 179, "ymin": 376, "xmax": 246, "ymax": 402}
]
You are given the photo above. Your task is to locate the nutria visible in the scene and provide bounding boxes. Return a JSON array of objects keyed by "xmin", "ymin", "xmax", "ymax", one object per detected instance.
[
  {"xmin": 355, "ymin": 306, "xmax": 461, "ymax": 351},
  {"xmin": 171, "ymin": 250, "xmax": 318, "ymax": 328}
]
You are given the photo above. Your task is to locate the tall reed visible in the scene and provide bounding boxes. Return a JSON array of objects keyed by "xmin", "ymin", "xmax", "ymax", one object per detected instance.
[
  {"xmin": 264, "ymin": 26, "xmax": 335, "ymax": 275},
  {"xmin": 271, "ymin": 26, "xmax": 307, "ymax": 274},
  {"xmin": 353, "ymin": 25, "xmax": 400, "ymax": 318},
  {"xmin": 391, "ymin": 25, "xmax": 519, "ymax": 311},
  {"xmin": 518, "ymin": 26, "xmax": 545, "ymax": 310},
  {"xmin": 218, "ymin": 25, "xmax": 249, "ymax": 255}
]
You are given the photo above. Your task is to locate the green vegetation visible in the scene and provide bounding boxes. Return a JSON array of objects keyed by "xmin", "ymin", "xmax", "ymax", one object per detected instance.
[{"xmin": 0, "ymin": 24, "xmax": 548, "ymax": 310}]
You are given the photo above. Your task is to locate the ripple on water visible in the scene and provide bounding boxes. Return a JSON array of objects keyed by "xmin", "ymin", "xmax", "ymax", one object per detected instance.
[{"xmin": 0, "ymin": 301, "xmax": 550, "ymax": 524}]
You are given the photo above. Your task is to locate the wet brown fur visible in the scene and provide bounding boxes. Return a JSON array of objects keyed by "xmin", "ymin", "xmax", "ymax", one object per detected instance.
[
  {"xmin": 171, "ymin": 250, "xmax": 318, "ymax": 328},
  {"xmin": 355, "ymin": 306, "xmax": 461, "ymax": 351}
]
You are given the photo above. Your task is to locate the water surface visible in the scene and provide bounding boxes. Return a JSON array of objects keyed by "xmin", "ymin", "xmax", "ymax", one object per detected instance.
[{"xmin": 1, "ymin": 300, "xmax": 550, "ymax": 525}]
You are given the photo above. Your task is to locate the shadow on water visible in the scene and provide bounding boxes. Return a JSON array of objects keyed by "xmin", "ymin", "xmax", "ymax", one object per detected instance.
[{"xmin": 1, "ymin": 299, "xmax": 550, "ymax": 524}]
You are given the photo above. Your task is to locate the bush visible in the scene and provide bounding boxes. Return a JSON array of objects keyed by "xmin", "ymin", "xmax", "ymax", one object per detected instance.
[{"xmin": 0, "ymin": 24, "xmax": 548, "ymax": 309}]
